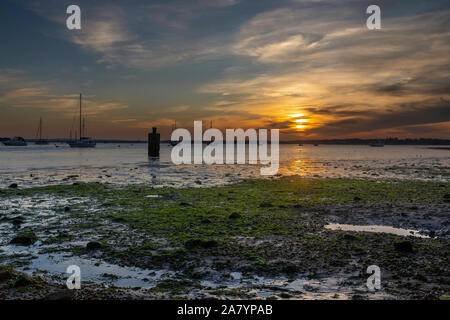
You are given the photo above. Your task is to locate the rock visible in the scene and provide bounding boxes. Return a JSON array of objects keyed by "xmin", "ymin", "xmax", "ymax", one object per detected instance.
[
  {"xmin": 11, "ymin": 217, "xmax": 25, "ymax": 226},
  {"xmin": 343, "ymin": 234, "xmax": 358, "ymax": 240},
  {"xmin": 13, "ymin": 274, "xmax": 33, "ymax": 287},
  {"xmin": 201, "ymin": 240, "xmax": 218, "ymax": 248},
  {"xmin": 8, "ymin": 183, "xmax": 18, "ymax": 189},
  {"xmin": 259, "ymin": 202, "xmax": 274, "ymax": 208},
  {"xmin": 444, "ymin": 194, "xmax": 450, "ymax": 202},
  {"xmin": 180, "ymin": 202, "xmax": 191, "ymax": 206},
  {"xmin": 0, "ymin": 270, "xmax": 14, "ymax": 282},
  {"xmin": 414, "ymin": 273, "xmax": 428, "ymax": 282},
  {"xmin": 86, "ymin": 241, "xmax": 102, "ymax": 250},
  {"xmin": 229, "ymin": 212, "xmax": 241, "ymax": 219},
  {"xmin": 282, "ymin": 263, "xmax": 299, "ymax": 274},
  {"xmin": 10, "ymin": 231, "xmax": 38, "ymax": 246},
  {"xmin": 185, "ymin": 239, "xmax": 218, "ymax": 249},
  {"xmin": 45, "ymin": 289, "xmax": 74, "ymax": 300},
  {"xmin": 394, "ymin": 240, "xmax": 414, "ymax": 253}
]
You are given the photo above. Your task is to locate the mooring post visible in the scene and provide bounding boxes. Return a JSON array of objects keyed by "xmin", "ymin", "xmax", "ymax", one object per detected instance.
[{"xmin": 148, "ymin": 127, "xmax": 160, "ymax": 157}]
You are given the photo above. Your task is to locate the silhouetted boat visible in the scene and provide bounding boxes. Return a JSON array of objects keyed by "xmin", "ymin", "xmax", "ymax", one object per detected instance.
[
  {"xmin": 2, "ymin": 137, "xmax": 27, "ymax": 146},
  {"xmin": 68, "ymin": 94, "xmax": 96, "ymax": 148},
  {"xmin": 35, "ymin": 117, "xmax": 48, "ymax": 145},
  {"xmin": 369, "ymin": 141, "xmax": 385, "ymax": 147}
]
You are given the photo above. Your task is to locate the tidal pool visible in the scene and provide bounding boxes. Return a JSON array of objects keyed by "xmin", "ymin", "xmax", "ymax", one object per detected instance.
[{"xmin": 325, "ymin": 223, "xmax": 429, "ymax": 238}]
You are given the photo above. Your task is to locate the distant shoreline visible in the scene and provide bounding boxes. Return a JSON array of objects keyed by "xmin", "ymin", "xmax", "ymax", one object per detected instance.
[{"xmin": 2, "ymin": 138, "xmax": 449, "ymax": 146}]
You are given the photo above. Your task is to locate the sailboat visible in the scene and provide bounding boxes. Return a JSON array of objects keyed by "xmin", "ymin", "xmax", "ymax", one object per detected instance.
[
  {"xmin": 169, "ymin": 121, "xmax": 180, "ymax": 146},
  {"xmin": 68, "ymin": 94, "xmax": 96, "ymax": 148},
  {"xmin": 35, "ymin": 117, "xmax": 49, "ymax": 145},
  {"xmin": 2, "ymin": 137, "xmax": 27, "ymax": 146},
  {"xmin": 369, "ymin": 140, "xmax": 385, "ymax": 147}
]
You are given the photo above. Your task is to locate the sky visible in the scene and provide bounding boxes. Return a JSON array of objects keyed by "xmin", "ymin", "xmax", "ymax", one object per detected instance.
[{"xmin": 0, "ymin": 0, "xmax": 449, "ymax": 140}]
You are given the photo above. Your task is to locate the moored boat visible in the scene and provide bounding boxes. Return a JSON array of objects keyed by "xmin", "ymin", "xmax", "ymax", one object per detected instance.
[
  {"xmin": 35, "ymin": 117, "xmax": 49, "ymax": 145},
  {"xmin": 2, "ymin": 137, "xmax": 27, "ymax": 146},
  {"xmin": 68, "ymin": 94, "xmax": 96, "ymax": 148},
  {"xmin": 69, "ymin": 137, "xmax": 96, "ymax": 148},
  {"xmin": 369, "ymin": 140, "xmax": 385, "ymax": 147}
]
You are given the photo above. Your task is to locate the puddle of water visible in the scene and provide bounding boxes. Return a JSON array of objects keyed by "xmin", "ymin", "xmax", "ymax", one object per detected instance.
[
  {"xmin": 22, "ymin": 252, "xmax": 177, "ymax": 288},
  {"xmin": 325, "ymin": 223, "xmax": 429, "ymax": 238}
]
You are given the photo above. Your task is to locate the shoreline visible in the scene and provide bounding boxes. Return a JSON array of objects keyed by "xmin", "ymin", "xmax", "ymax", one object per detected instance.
[{"xmin": 0, "ymin": 177, "xmax": 449, "ymax": 300}]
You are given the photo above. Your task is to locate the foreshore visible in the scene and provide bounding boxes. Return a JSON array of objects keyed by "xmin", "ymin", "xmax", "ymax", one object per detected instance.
[{"xmin": 0, "ymin": 177, "xmax": 449, "ymax": 300}]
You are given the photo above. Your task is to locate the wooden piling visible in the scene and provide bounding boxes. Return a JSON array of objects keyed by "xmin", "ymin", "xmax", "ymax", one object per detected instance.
[{"xmin": 148, "ymin": 127, "xmax": 160, "ymax": 157}]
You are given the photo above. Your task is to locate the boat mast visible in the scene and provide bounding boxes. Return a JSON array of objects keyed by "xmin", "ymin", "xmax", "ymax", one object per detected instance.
[{"xmin": 79, "ymin": 93, "xmax": 82, "ymax": 139}]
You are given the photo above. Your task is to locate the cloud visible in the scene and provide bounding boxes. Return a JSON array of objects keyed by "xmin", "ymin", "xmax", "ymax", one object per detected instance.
[
  {"xmin": 0, "ymin": 86, "xmax": 128, "ymax": 116},
  {"xmin": 7, "ymin": 0, "xmax": 450, "ymax": 138},
  {"xmin": 111, "ymin": 119, "xmax": 137, "ymax": 123},
  {"xmin": 198, "ymin": 4, "xmax": 450, "ymax": 138},
  {"xmin": 166, "ymin": 105, "xmax": 190, "ymax": 112}
]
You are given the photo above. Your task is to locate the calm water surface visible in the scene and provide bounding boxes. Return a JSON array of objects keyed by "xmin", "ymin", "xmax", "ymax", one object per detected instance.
[{"xmin": 0, "ymin": 143, "xmax": 448, "ymax": 188}]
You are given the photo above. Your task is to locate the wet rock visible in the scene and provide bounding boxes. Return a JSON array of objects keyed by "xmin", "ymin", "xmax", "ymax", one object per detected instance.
[
  {"xmin": 10, "ymin": 231, "xmax": 38, "ymax": 246},
  {"xmin": 343, "ymin": 234, "xmax": 358, "ymax": 240},
  {"xmin": 86, "ymin": 241, "xmax": 102, "ymax": 250},
  {"xmin": 259, "ymin": 202, "xmax": 274, "ymax": 208},
  {"xmin": 185, "ymin": 239, "xmax": 218, "ymax": 249},
  {"xmin": 8, "ymin": 183, "xmax": 18, "ymax": 189},
  {"xmin": 414, "ymin": 273, "xmax": 428, "ymax": 282},
  {"xmin": 45, "ymin": 289, "xmax": 74, "ymax": 300},
  {"xmin": 229, "ymin": 212, "xmax": 241, "ymax": 219},
  {"xmin": 394, "ymin": 240, "xmax": 414, "ymax": 253},
  {"xmin": 282, "ymin": 263, "xmax": 299, "ymax": 274},
  {"xmin": 11, "ymin": 216, "xmax": 25, "ymax": 226},
  {"xmin": 180, "ymin": 202, "xmax": 191, "ymax": 206},
  {"xmin": 12, "ymin": 274, "xmax": 33, "ymax": 287},
  {"xmin": 0, "ymin": 270, "xmax": 14, "ymax": 282}
]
